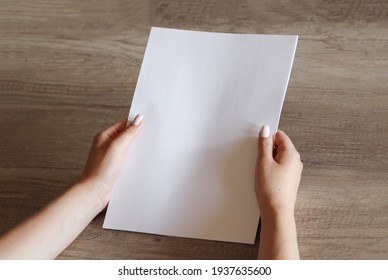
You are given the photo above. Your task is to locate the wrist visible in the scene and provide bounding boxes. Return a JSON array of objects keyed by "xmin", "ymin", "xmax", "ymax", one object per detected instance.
[
  {"xmin": 260, "ymin": 206, "xmax": 295, "ymax": 223},
  {"xmin": 74, "ymin": 179, "xmax": 110, "ymax": 213},
  {"xmin": 260, "ymin": 210, "xmax": 296, "ymax": 238}
]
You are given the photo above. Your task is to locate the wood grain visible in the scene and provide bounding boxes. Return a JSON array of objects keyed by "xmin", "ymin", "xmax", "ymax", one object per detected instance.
[{"xmin": 0, "ymin": 0, "xmax": 387, "ymax": 259}]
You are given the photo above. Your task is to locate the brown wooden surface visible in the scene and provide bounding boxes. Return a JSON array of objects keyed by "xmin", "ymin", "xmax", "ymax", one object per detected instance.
[{"xmin": 0, "ymin": 0, "xmax": 387, "ymax": 259}]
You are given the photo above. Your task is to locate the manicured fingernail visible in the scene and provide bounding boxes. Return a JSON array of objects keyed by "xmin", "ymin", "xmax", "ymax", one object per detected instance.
[
  {"xmin": 133, "ymin": 114, "xmax": 144, "ymax": 126},
  {"xmin": 260, "ymin": 125, "xmax": 270, "ymax": 138}
]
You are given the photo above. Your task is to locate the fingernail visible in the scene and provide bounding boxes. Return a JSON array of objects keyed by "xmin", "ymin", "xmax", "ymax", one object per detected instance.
[
  {"xmin": 133, "ymin": 114, "xmax": 144, "ymax": 126},
  {"xmin": 260, "ymin": 125, "xmax": 270, "ymax": 138}
]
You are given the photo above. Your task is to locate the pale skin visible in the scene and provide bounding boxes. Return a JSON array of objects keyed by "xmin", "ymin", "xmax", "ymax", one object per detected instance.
[
  {"xmin": 0, "ymin": 116, "xmax": 143, "ymax": 259},
  {"xmin": 256, "ymin": 126, "xmax": 303, "ymax": 260},
  {"xmin": 0, "ymin": 117, "xmax": 302, "ymax": 260}
]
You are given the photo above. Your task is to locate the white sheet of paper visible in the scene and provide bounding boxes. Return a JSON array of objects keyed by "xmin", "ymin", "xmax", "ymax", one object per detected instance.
[{"xmin": 103, "ymin": 27, "xmax": 298, "ymax": 244}]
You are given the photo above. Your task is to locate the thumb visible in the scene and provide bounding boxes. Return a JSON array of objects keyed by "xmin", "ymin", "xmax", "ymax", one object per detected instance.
[
  {"xmin": 114, "ymin": 114, "xmax": 144, "ymax": 148},
  {"xmin": 257, "ymin": 125, "xmax": 274, "ymax": 162}
]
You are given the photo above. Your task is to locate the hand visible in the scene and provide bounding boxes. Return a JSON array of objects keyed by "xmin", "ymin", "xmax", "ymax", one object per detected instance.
[
  {"xmin": 255, "ymin": 125, "xmax": 303, "ymax": 219},
  {"xmin": 79, "ymin": 115, "xmax": 144, "ymax": 209},
  {"xmin": 0, "ymin": 115, "xmax": 144, "ymax": 259}
]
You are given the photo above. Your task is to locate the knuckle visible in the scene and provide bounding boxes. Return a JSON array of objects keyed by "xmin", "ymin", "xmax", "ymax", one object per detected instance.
[
  {"xmin": 125, "ymin": 126, "xmax": 136, "ymax": 134},
  {"xmin": 295, "ymin": 153, "xmax": 303, "ymax": 171},
  {"xmin": 259, "ymin": 139, "xmax": 272, "ymax": 155},
  {"xmin": 124, "ymin": 126, "xmax": 138, "ymax": 140},
  {"xmin": 94, "ymin": 131, "xmax": 104, "ymax": 141},
  {"xmin": 260, "ymin": 138, "xmax": 271, "ymax": 147},
  {"xmin": 298, "ymin": 159, "xmax": 303, "ymax": 170},
  {"xmin": 292, "ymin": 150, "xmax": 301, "ymax": 162}
]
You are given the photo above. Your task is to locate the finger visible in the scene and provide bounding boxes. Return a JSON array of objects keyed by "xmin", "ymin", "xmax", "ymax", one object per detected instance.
[
  {"xmin": 114, "ymin": 114, "xmax": 144, "ymax": 147},
  {"xmin": 257, "ymin": 125, "xmax": 274, "ymax": 162},
  {"xmin": 274, "ymin": 130, "xmax": 296, "ymax": 151},
  {"xmin": 95, "ymin": 119, "xmax": 127, "ymax": 144},
  {"xmin": 273, "ymin": 130, "xmax": 298, "ymax": 163}
]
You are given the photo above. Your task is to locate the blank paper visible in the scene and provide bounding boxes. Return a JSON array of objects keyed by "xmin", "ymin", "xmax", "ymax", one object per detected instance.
[{"xmin": 103, "ymin": 27, "xmax": 298, "ymax": 244}]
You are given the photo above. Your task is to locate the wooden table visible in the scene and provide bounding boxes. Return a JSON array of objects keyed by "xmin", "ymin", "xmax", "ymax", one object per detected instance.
[{"xmin": 0, "ymin": 0, "xmax": 387, "ymax": 259}]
